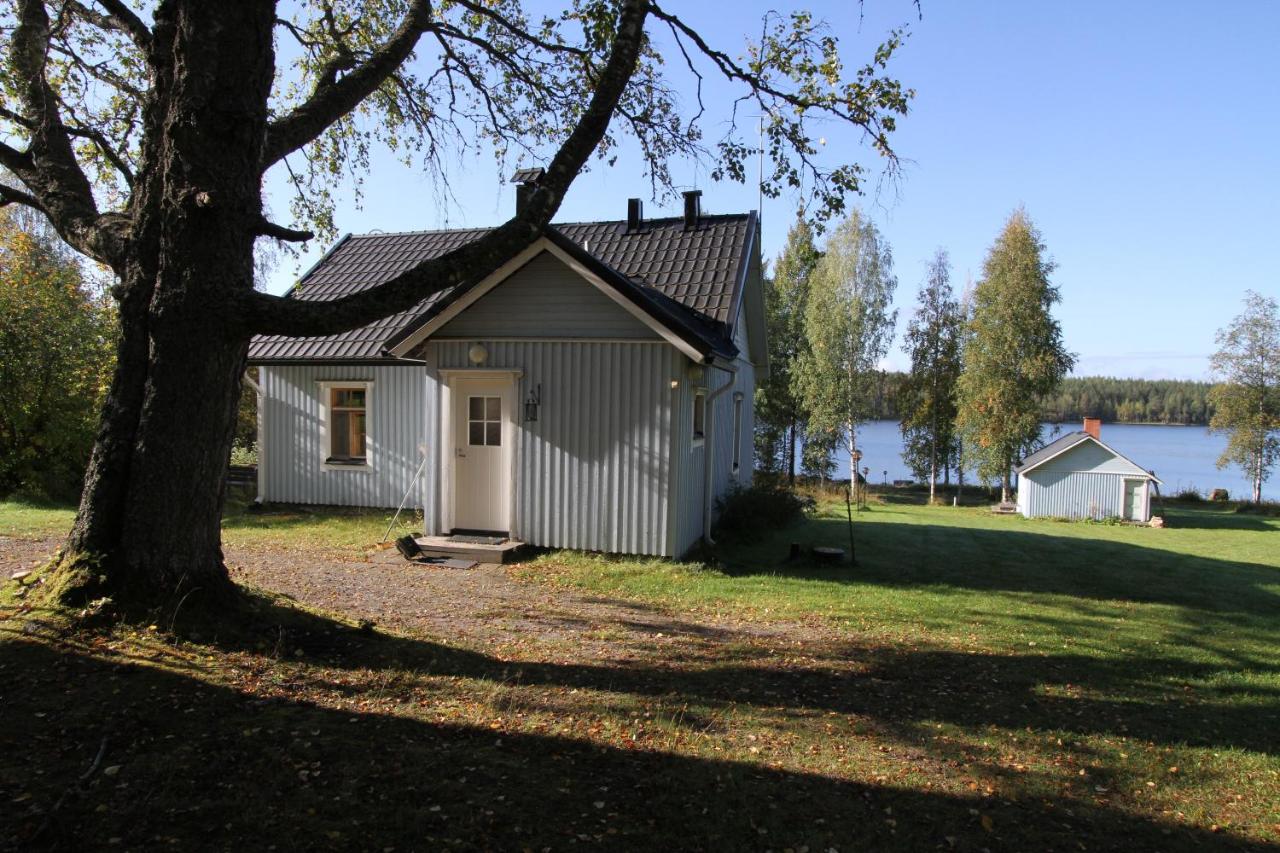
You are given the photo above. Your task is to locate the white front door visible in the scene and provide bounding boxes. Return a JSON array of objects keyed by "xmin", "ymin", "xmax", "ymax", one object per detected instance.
[
  {"xmin": 1123, "ymin": 479, "xmax": 1144, "ymax": 521},
  {"xmin": 452, "ymin": 377, "xmax": 512, "ymax": 533}
]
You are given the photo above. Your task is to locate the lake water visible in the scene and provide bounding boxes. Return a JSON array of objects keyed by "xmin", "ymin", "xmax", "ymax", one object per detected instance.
[{"xmin": 815, "ymin": 420, "xmax": 1276, "ymax": 502}]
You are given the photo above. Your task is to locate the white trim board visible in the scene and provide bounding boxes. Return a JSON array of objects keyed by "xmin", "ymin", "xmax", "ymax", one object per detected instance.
[{"xmin": 386, "ymin": 238, "xmax": 707, "ymax": 363}]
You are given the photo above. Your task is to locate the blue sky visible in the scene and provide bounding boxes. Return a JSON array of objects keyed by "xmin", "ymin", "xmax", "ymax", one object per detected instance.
[{"xmin": 263, "ymin": 1, "xmax": 1279, "ymax": 380}]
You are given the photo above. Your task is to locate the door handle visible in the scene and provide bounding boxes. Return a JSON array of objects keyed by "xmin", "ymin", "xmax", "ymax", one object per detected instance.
[{"xmin": 456, "ymin": 447, "xmax": 466, "ymax": 458}]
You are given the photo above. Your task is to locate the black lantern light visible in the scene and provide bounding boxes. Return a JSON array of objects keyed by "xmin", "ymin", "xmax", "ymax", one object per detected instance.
[{"xmin": 524, "ymin": 383, "xmax": 542, "ymax": 422}]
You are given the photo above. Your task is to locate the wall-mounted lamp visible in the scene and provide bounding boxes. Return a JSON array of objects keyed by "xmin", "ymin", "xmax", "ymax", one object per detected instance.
[
  {"xmin": 524, "ymin": 382, "xmax": 542, "ymax": 422},
  {"xmin": 670, "ymin": 379, "xmax": 680, "ymax": 390},
  {"xmin": 468, "ymin": 343, "xmax": 488, "ymax": 365},
  {"xmin": 687, "ymin": 364, "xmax": 705, "ymax": 383}
]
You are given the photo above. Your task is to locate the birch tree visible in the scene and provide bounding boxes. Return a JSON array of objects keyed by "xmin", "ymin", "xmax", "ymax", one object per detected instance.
[
  {"xmin": 899, "ymin": 248, "xmax": 962, "ymax": 501},
  {"xmin": 1208, "ymin": 291, "xmax": 1280, "ymax": 503},
  {"xmin": 795, "ymin": 211, "xmax": 897, "ymax": 485},
  {"xmin": 756, "ymin": 217, "xmax": 820, "ymax": 482},
  {"xmin": 956, "ymin": 208, "xmax": 1074, "ymax": 502}
]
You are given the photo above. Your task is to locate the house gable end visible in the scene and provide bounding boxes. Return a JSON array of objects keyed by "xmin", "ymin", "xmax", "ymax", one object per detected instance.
[
  {"xmin": 1023, "ymin": 435, "xmax": 1155, "ymax": 479},
  {"xmin": 432, "ymin": 250, "xmax": 659, "ymax": 340}
]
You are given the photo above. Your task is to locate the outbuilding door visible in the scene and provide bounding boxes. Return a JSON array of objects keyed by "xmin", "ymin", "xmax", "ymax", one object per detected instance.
[
  {"xmin": 1123, "ymin": 479, "xmax": 1145, "ymax": 521},
  {"xmin": 451, "ymin": 376, "xmax": 513, "ymax": 533}
]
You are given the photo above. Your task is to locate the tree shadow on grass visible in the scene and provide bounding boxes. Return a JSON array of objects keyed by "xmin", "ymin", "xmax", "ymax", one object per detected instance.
[
  {"xmin": 1157, "ymin": 507, "xmax": 1279, "ymax": 532},
  {"xmin": 2, "ymin": 631, "xmax": 1268, "ymax": 853},
  {"xmin": 93, "ymin": 588, "xmax": 1280, "ymax": 756},
  {"xmin": 721, "ymin": 515, "xmax": 1280, "ymax": 618}
]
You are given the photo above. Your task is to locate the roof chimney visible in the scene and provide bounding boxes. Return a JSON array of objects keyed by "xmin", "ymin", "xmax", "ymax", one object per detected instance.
[
  {"xmin": 627, "ymin": 198, "xmax": 644, "ymax": 232},
  {"xmin": 1083, "ymin": 417, "xmax": 1101, "ymax": 440},
  {"xmin": 682, "ymin": 189, "xmax": 702, "ymax": 231},
  {"xmin": 511, "ymin": 167, "xmax": 545, "ymax": 215}
]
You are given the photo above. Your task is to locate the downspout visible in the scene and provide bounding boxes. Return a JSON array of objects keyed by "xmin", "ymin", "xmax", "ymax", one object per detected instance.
[
  {"xmin": 702, "ymin": 359, "xmax": 739, "ymax": 546},
  {"xmin": 243, "ymin": 370, "xmax": 264, "ymax": 504}
]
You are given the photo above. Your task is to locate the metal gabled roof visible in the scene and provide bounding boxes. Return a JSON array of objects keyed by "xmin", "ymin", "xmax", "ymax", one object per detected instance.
[
  {"xmin": 248, "ymin": 213, "xmax": 755, "ymax": 363},
  {"xmin": 1016, "ymin": 430, "xmax": 1161, "ymax": 483}
]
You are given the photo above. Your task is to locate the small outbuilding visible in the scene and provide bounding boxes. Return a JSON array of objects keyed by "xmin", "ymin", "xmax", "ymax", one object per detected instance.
[{"xmin": 1015, "ymin": 418, "xmax": 1162, "ymax": 522}]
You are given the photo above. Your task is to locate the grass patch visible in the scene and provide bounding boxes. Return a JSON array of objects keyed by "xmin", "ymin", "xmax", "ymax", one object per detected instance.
[
  {"xmin": 0, "ymin": 499, "xmax": 76, "ymax": 540},
  {"xmin": 3, "ymin": 494, "xmax": 1278, "ymax": 849},
  {"xmin": 0, "ymin": 491, "xmax": 421, "ymax": 555}
]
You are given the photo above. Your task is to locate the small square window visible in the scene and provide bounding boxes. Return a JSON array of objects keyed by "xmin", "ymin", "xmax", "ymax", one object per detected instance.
[
  {"xmin": 485, "ymin": 422, "xmax": 501, "ymax": 446},
  {"xmin": 468, "ymin": 422, "xmax": 485, "ymax": 446}
]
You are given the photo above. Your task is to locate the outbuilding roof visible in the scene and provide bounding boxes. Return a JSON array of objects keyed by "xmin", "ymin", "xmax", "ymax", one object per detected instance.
[
  {"xmin": 249, "ymin": 212, "xmax": 756, "ymax": 363},
  {"xmin": 1016, "ymin": 430, "xmax": 1161, "ymax": 483}
]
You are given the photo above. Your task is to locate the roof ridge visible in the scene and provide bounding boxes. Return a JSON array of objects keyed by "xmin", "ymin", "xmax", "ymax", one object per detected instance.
[{"xmin": 335, "ymin": 212, "xmax": 754, "ymax": 240}]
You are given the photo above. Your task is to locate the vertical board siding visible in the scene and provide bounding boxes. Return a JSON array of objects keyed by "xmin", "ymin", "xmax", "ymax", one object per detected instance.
[
  {"xmin": 438, "ymin": 251, "xmax": 659, "ymax": 339},
  {"xmin": 1024, "ymin": 471, "xmax": 1127, "ymax": 519},
  {"xmin": 259, "ymin": 364, "xmax": 426, "ymax": 508},
  {"xmin": 430, "ymin": 340, "xmax": 675, "ymax": 555}
]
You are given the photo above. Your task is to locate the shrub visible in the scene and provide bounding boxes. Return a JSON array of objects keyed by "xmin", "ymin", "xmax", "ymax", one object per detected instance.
[
  {"xmin": 1173, "ymin": 488, "xmax": 1203, "ymax": 502},
  {"xmin": 230, "ymin": 443, "xmax": 258, "ymax": 467},
  {"xmin": 714, "ymin": 482, "xmax": 814, "ymax": 540}
]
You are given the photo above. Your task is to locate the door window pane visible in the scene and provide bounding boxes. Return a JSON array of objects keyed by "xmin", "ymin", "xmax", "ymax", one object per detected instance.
[{"xmin": 467, "ymin": 395, "xmax": 502, "ymax": 447}]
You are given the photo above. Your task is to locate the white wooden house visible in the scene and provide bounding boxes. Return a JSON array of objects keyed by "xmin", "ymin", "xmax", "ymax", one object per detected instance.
[{"xmin": 248, "ymin": 182, "xmax": 766, "ymax": 557}]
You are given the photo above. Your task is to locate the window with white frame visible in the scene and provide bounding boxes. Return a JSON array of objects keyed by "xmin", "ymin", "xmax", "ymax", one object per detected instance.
[
  {"xmin": 321, "ymin": 382, "xmax": 372, "ymax": 466},
  {"xmin": 731, "ymin": 391, "xmax": 744, "ymax": 475},
  {"xmin": 692, "ymin": 389, "xmax": 706, "ymax": 441}
]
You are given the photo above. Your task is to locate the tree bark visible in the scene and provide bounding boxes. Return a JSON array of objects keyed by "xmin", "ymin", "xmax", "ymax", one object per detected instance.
[{"xmin": 57, "ymin": 0, "xmax": 275, "ymax": 607}]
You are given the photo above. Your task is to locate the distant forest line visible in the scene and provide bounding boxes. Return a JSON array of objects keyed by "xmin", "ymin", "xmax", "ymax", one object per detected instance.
[{"xmin": 870, "ymin": 375, "xmax": 1216, "ymax": 426}]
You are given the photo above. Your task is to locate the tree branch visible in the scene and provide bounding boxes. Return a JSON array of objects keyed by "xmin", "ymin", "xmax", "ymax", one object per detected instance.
[
  {"xmin": 252, "ymin": 217, "xmax": 314, "ymax": 243},
  {"xmin": 262, "ymin": 0, "xmax": 434, "ymax": 169},
  {"xmin": 89, "ymin": 0, "xmax": 152, "ymax": 51},
  {"xmin": 7, "ymin": 0, "xmax": 127, "ymax": 264},
  {"xmin": 244, "ymin": 0, "xmax": 651, "ymax": 337},
  {"xmin": 0, "ymin": 182, "xmax": 48, "ymax": 215}
]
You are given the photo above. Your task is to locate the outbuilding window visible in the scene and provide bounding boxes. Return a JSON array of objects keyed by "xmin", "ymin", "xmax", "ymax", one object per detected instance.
[{"xmin": 319, "ymin": 381, "xmax": 373, "ymax": 468}]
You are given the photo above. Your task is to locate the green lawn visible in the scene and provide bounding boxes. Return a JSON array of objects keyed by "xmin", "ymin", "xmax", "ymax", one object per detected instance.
[
  {"xmin": 0, "ymin": 495, "xmax": 415, "ymax": 553},
  {"xmin": 3, "ymin": 494, "xmax": 1278, "ymax": 849}
]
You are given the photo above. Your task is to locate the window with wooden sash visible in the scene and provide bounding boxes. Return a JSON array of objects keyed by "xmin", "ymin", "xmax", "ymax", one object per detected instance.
[{"xmin": 328, "ymin": 387, "xmax": 368, "ymax": 463}]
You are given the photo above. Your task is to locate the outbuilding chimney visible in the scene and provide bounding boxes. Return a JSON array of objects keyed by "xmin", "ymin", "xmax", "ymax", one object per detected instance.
[
  {"xmin": 511, "ymin": 167, "xmax": 545, "ymax": 215},
  {"xmin": 627, "ymin": 197, "xmax": 644, "ymax": 232},
  {"xmin": 1083, "ymin": 417, "xmax": 1101, "ymax": 440},
  {"xmin": 682, "ymin": 189, "xmax": 702, "ymax": 231}
]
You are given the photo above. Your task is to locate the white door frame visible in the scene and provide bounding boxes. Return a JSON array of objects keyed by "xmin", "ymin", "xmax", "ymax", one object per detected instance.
[
  {"xmin": 440, "ymin": 369, "xmax": 521, "ymax": 534},
  {"xmin": 1121, "ymin": 477, "xmax": 1147, "ymax": 522}
]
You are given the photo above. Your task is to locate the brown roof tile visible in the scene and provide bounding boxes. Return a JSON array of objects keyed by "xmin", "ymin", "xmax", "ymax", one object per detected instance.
[{"xmin": 249, "ymin": 214, "xmax": 753, "ymax": 362}]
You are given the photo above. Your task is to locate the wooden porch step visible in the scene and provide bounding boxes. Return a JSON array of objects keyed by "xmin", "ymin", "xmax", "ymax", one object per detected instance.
[{"xmin": 414, "ymin": 536, "xmax": 527, "ymax": 564}]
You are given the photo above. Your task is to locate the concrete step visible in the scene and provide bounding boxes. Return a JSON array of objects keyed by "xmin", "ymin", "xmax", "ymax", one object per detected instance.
[{"xmin": 414, "ymin": 537, "xmax": 527, "ymax": 564}]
